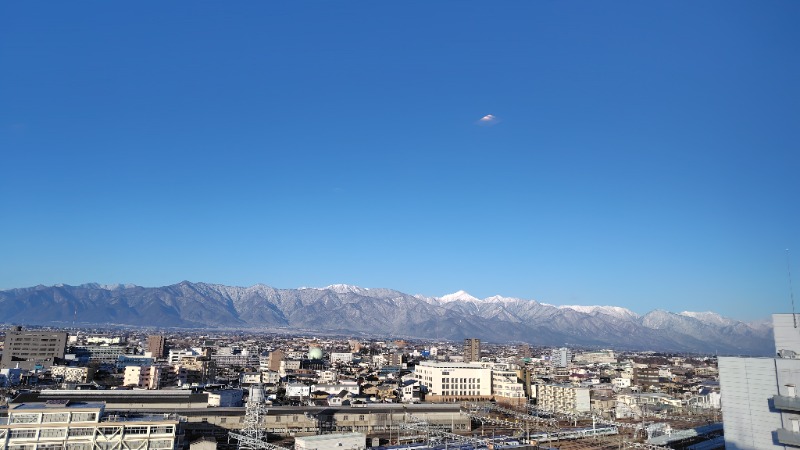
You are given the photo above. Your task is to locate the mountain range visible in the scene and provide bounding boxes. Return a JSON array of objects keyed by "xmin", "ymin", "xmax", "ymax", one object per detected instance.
[{"xmin": 0, "ymin": 282, "xmax": 773, "ymax": 356}]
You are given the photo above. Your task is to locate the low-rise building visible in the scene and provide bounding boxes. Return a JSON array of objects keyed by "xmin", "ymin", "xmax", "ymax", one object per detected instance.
[
  {"xmin": 536, "ymin": 384, "xmax": 590, "ymax": 413},
  {"xmin": 330, "ymin": 353, "xmax": 354, "ymax": 364},
  {"xmin": 0, "ymin": 400, "xmax": 180, "ymax": 450},
  {"xmin": 50, "ymin": 365, "xmax": 94, "ymax": 384},
  {"xmin": 295, "ymin": 432, "xmax": 366, "ymax": 450},
  {"xmin": 207, "ymin": 389, "xmax": 244, "ymax": 407}
]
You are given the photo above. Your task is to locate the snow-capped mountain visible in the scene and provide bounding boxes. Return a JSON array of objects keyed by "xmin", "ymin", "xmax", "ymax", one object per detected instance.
[
  {"xmin": 439, "ymin": 290, "xmax": 481, "ymax": 303},
  {"xmin": 559, "ymin": 305, "xmax": 640, "ymax": 320},
  {"xmin": 0, "ymin": 282, "xmax": 773, "ymax": 355}
]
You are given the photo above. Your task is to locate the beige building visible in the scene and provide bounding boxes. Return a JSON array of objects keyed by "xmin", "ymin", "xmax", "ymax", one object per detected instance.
[
  {"xmin": 536, "ymin": 384, "xmax": 590, "ymax": 413},
  {"xmin": 124, "ymin": 365, "xmax": 188, "ymax": 389}
]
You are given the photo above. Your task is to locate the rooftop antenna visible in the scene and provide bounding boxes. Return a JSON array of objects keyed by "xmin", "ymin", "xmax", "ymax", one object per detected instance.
[{"xmin": 788, "ymin": 249, "xmax": 797, "ymax": 328}]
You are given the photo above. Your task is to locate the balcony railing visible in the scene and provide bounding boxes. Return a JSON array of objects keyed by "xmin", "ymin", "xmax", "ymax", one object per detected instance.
[
  {"xmin": 773, "ymin": 395, "xmax": 800, "ymax": 412},
  {"xmin": 776, "ymin": 428, "xmax": 800, "ymax": 447}
]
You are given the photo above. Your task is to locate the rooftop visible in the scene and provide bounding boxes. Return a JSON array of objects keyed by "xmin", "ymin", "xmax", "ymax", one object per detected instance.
[
  {"xmin": 296, "ymin": 432, "xmax": 365, "ymax": 442},
  {"xmin": 12, "ymin": 401, "xmax": 105, "ymax": 411}
]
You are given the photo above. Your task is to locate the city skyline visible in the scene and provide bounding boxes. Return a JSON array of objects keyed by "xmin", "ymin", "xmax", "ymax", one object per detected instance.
[{"xmin": 2, "ymin": 2, "xmax": 799, "ymax": 322}]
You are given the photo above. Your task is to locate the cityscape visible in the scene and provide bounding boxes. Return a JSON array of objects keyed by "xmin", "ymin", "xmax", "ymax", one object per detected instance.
[
  {"xmin": 0, "ymin": 298, "xmax": 796, "ymax": 449},
  {"xmin": 2, "ymin": 1, "xmax": 798, "ymax": 450}
]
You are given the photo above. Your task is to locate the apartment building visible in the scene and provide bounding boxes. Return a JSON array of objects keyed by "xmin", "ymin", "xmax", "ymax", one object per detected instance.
[
  {"xmin": 1, "ymin": 327, "xmax": 68, "ymax": 370},
  {"xmin": 536, "ymin": 384, "xmax": 590, "ymax": 413},
  {"xmin": 550, "ymin": 348, "xmax": 572, "ymax": 368},
  {"xmin": 463, "ymin": 338, "xmax": 481, "ymax": 363},
  {"xmin": 634, "ymin": 367, "xmax": 662, "ymax": 389},
  {"xmin": 147, "ymin": 335, "xmax": 167, "ymax": 358},
  {"xmin": 124, "ymin": 365, "xmax": 188, "ymax": 389},
  {"xmin": 491, "ymin": 365, "xmax": 525, "ymax": 405},
  {"xmin": 0, "ymin": 400, "xmax": 179, "ymax": 450}
]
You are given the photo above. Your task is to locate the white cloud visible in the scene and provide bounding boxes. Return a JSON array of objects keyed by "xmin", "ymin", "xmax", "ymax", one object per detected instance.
[{"xmin": 477, "ymin": 114, "xmax": 499, "ymax": 126}]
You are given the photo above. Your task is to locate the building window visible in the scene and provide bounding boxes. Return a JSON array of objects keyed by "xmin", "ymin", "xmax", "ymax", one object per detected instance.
[
  {"xmin": 9, "ymin": 414, "xmax": 38, "ymax": 424},
  {"xmin": 39, "ymin": 428, "xmax": 67, "ymax": 438},
  {"xmin": 66, "ymin": 444, "xmax": 92, "ymax": 450},
  {"xmin": 10, "ymin": 429, "xmax": 37, "ymax": 439},
  {"xmin": 38, "ymin": 445, "xmax": 66, "ymax": 450},
  {"xmin": 42, "ymin": 413, "xmax": 70, "ymax": 423},
  {"xmin": 71, "ymin": 412, "xmax": 98, "ymax": 422}
]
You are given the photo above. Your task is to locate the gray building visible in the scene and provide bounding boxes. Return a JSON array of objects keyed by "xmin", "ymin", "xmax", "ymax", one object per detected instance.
[
  {"xmin": 719, "ymin": 313, "xmax": 800, "ymax": 449},
  {"xmin": 0, "ymin": 327, "xmax": 68, "ymax": 370}
]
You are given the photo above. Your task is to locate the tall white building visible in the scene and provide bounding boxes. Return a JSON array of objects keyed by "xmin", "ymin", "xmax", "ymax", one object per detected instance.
[
  {"xmin": 719, "ymin": 313, "xmax": 800, "ymax": 449},
  {"xmin": 551, "ymin": 347, "xmax": 572, "ymax": 368}
]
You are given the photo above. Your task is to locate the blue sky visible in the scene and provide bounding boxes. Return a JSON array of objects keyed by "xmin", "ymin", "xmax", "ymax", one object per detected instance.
[{"xmin": 1, "ymin": 2, "xmax": 798, "ymax": 321}]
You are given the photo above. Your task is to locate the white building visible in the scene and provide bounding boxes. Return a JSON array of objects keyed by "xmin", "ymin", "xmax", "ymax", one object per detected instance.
[
  {"xmin": 330, "ymin": 353, "xmax": 354, "ymax": 364},
  {"xmin": 317, "ymin": 370, "xmax": 338, "ymax": 384},
  {"xmin": 312, "ymin": 382, "xmax": 359, "ymax": 396},
  {"xmin": 168, "ymin": 348, "xmax": 199, "ymax": 364},
  {"xmin": 550, "ymin": 348, "xmax": 572, "ymax": 368},
  {"xmin": 295, "ymin": 432, "xmax": 366, "ymax": 450},
  {"xmin": 286, "ymin": 383, "xmax": 312, "ymax": 398},
  {"xmin": 612, "ymin": 377, "xmax": 631, "ymax": 390},
  {"xmin": 536, "ymin": 384, "xmax": 590, "ymax": 413},
  {"xmin": 207, "ymin": 389, "xmax": 244, "ymax": 407},
  {"xmin": 0, "ymin": 401, "xmax": 179, "ymax": 450},
  {"xmin": 720, "ymin": 313, "xmax": 800, "ymax": 449},
  {"xmin": 50, "ymin": 366, "xmax": 93, "ymax": 384},
  {"xmin": 490, "ymin": 366, "xmax": 525, "ymax": 405},
  {"xmin": 414, "ymin": 361, "xmax": 491, "ymax": 401}
]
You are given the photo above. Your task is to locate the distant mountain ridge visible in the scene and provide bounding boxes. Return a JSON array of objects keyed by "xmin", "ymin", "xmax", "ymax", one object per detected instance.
[{"xmin": 0, "ymin": 282, "xmax": 773, "ymax": 355}]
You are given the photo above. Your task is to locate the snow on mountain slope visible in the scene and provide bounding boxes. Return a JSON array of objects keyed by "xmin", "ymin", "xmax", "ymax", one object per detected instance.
[
  {"xmin": 439, "ymin": 290, "xmax": 481, "ymax": 303},
  {"xmin": 679, "ymin": 311, "xmax": 737, "ymax": 327},
  {"xmin": 559, "ymin": 305, "xmax": 640, "ymax": 319},
  {"xmin": 0, "ymin": 282, "xmax": 774, "ymax": 355}
]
